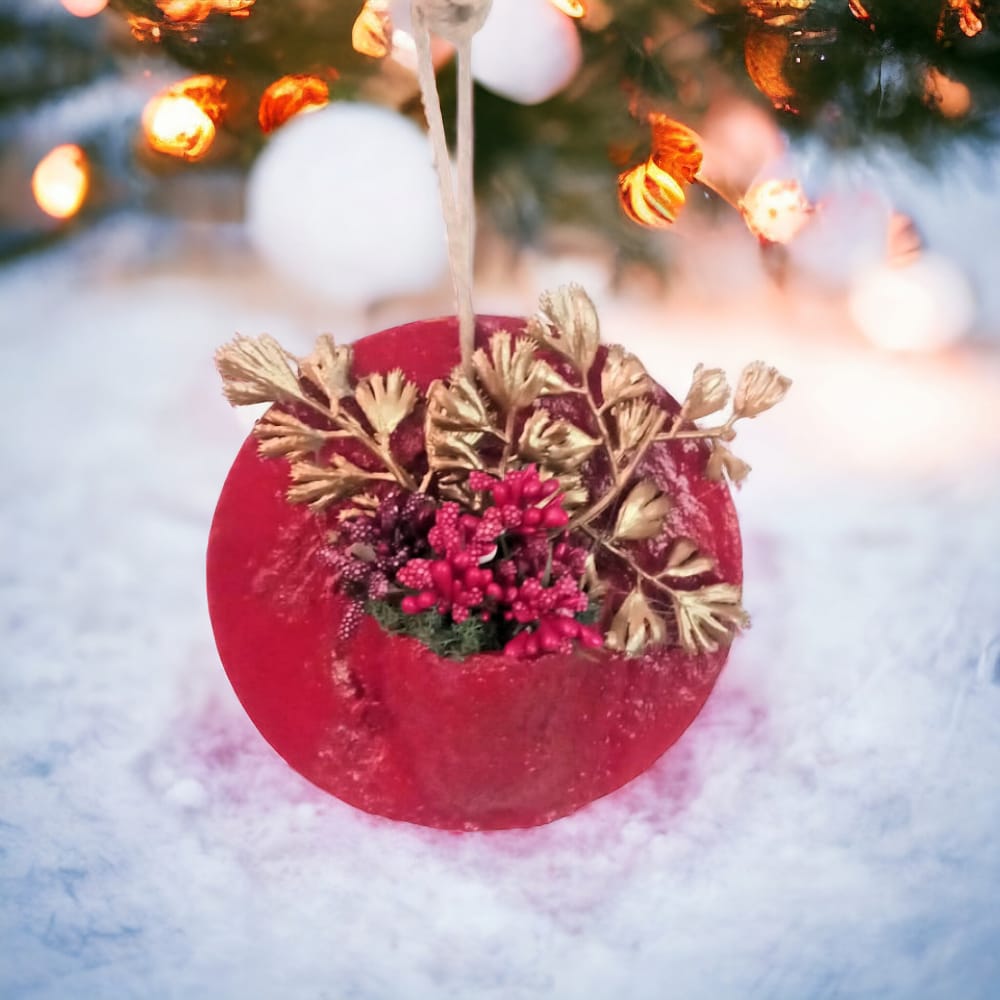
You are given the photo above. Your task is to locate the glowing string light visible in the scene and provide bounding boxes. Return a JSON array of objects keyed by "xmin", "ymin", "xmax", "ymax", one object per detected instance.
[
  {"xmin": 142, "ymin": 76, "xmax": 227, "ymax": 161},
  {"xmin": 549, "ymin": 0, "xmax": 586, "ymax": 17},
  {"xmin": 352, "ymin": 0, "xmax": 393, "ymax": 58},
  {"xmin": 32, "ymin": 144, "xmax": 90, "ymax": 220},
  {"xmin": 739, "ymin": 178, "xmax": 812, "ymax": 244},
  {"xmin": 618, "ymin": 116, "xmax": 704, "ymax": 229},
  {"xmin": 258, "ymin": 76, "xmax": 331, "ymax": 133},
  {"xmin": 937, "ymin": 0, "xmax": 984, "ymax": 40},
  {"xmin": 156, "ymin": 0, "xmax": 254, "ymax": 23}
]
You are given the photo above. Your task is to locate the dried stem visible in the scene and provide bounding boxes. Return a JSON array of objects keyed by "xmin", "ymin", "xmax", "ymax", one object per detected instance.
[
  {"xmin": 582, "ymin": 527, "xmax": 679, "ymax": 601},
  {"xmin": 569, "ymin": 410, "xmax": 668, "ymax": 530},
  {"xmin": 330, "ymin": 410, "xmax": 418, "ymax": 490}
]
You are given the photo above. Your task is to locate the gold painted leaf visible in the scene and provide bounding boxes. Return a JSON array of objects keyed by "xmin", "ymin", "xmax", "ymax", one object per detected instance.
[
  {"xmin": 661, "ymin": 538, "xmax": 716, "ymax": 578},
  {"xmin": 529, "ymin": 284, "xmax": 600, "ymax": 373},
  {"xmin": 254, "ymin": 409, "xmax": 327, "ymax": 459},
  {"xmin": 611, "ymin": 399, "xmax": 660, "ymax": 455},
  {"xmin": 472, "ymin": 331, "xmax": 572, "ymax": 411},
  {"xmin": 337, "ymin": 493, "xmax": 380, "ymax": 521},
  {"xmin": 426, "ymin": 427, "xmax": 486, "ymax": 473},
  {"xmin": 671, "ymin": 583, "xmax": 750, "ymax": 654},
  {"xmin": 683, "ymin": 364, "xmax": 730, "ymax": 420},
  {"xmin": 426, "ymin": 371, "xmax": 492, "ymax": 434},
  {"xmin": 612, "ymin": 479, "xmax": 672, "ymax": 541},
  {"xmin": 606, "ymin": 588, "xmax": 667, "ymax": 656},
  {"xmin": 706, "ymin": 443, "xmax": 752, "ymax": 485},
  {"xmin": 215, "ymin": 334, "xmax": 305, "ymax": 406},
  {"xmin": 299, "ymin": 335, "xmax": 353, "ymax": 411},
  {"xmin": 582, "ymin": 552, "xmax": 607, "ymax": 600},
  {"xmin": 436, "ymin": 472, "xmax": 475, "ymax": 504},
  {"xmin": 519, "ymin": 409, "xmax": 600, "ymax": 472},
  {"xmin": 537, "ymin": 467, "xmax": 589, "ymax": 510},
  {"xmin": 286, "ymin": 455, "xmax": 374, "ymax": 510},
  {"xmin": 732, "ymin": 362, "xmax": 791, "ymax": 419},
  {"xmin": 601, "ymin": 345, "xmax": 653, "ymax": 407},
  {"xmin": 354, "ymin": 369, "xmax": 419, "ymax": 439}
]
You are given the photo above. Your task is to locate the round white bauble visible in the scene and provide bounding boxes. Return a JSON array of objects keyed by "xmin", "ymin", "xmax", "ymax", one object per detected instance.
[
  {"xmin": 472, "ymin": 0, "xmax": 582, "ymax": 105},
  {"xmin": 246, "ymin": 103, "xmax": 447, "ymax": 309},
  {"xmin": 848, "ymin": 253, "xmax": 975, "ymax": 352}
]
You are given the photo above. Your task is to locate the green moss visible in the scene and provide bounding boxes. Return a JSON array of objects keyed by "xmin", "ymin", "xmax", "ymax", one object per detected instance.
[{"xmin": 366, "ymin": 601, "xmax": 502, "ymax": 660}]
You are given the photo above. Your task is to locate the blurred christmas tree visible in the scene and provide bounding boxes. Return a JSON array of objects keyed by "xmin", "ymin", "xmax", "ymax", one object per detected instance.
[{"xmin": 3, "ymin": 0, "xmax": 999, "ymax": 266}]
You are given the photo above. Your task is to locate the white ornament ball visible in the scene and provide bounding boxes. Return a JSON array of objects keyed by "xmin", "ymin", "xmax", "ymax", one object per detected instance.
[
  {"xmin": 848, "ymin": 253, "xmax": 975, "ymax": 352},
  {"xmin": 246, "ymin": 103, "xmax": 447, "ymax": 309},
  {"xmin": 472, "ymin": 0, "xmax": 582, "ymax": 105}
]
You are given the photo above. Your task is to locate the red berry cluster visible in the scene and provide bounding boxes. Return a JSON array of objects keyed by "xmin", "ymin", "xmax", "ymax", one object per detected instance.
[
  {"xmin": 327, "ymin": 490, "xmax": 435, "ymax": 639},
  {"xmin": 396, "ymin": 466, "xmax": 603, "ymax": 658}
]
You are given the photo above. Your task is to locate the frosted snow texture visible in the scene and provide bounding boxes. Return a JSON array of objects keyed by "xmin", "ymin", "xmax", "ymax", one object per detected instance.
[{"xmin": 2, "ymin": 220, "xmax": 999, "ymax": 999}]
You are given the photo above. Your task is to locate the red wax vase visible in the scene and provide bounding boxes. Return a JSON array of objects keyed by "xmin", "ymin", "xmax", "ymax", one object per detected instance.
[{"xmin": 207, "ymin": 315, "xmax": 742, "ymax": 830}]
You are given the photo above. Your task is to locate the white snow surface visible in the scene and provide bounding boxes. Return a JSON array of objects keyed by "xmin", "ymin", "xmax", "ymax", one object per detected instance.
[{"xmin": 2, "ymin": 218, "xmax": 1000, "ymax": 1000}]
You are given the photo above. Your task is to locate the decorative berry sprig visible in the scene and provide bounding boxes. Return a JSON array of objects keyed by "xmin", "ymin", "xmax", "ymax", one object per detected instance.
[{"xmin": 394, "ymin": 467, "xmax": 602, "ymax": 658}]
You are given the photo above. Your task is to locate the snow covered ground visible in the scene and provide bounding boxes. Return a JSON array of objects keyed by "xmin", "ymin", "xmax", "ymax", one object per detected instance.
[{"xmin": 2, "ymin": 217, "xmax": 999, "ymax": 999}]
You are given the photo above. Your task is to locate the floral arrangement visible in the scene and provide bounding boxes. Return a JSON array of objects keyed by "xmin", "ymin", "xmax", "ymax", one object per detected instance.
[{"xmin": 215, "ymin": 285, "xmax": 789, "ymax": 662}]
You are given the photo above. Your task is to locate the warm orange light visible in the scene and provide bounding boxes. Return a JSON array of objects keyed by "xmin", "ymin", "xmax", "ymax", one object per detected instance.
[
  {"xmin": 258, "ymin": 75, "xmax": 331, "ymax": 133},
  {"xmin": 648, "ymin": 114, "xmax": 703, "ymax": 185},
  {"xmin": 744, "ymin": 0, "xmax": 810, "ymax": 27},
  {"xmin": 32, "ymin": 144, "xmax": 90, "ymax": 220},
  {"xmin": 924, "ymin": 67, "xmax": 972, "ymax": 118},
  {"xmin": 60, "ymin": 0, "xmax": 109, "ymax": 16},
  {"xmin": 744, "ymin": 28, "xmax": 796, "ymax": 112},
  {"xmin": 848, "ymin": 0, "xmax": 874, "ymax": 28},
  {"xmin": 156, "ymin": 0, "xmax": 253, "ymax": 22},
  {"xmin": 143, "ymin": 76, "xmax": 227, "ymax": 161},
  {"xmin": 127, "ymin": 15, "xmax": 162, "ymax": 40},
  {"xmin": 739, "ymin": 178, "xmax": 811, "ymax": 244},
  {"xmin": 352, "ymin": 0, "xmax": 393, "ymax": 58},
  {"xmin": 937, "ymin": 0, "xmax": 984, "ymax": 39},
  {"xmin": 549, "ymin": 0, "xmax": 586, "ymax": 17},
  {"xmin": 619, "ymin": 160, "xmax": 687, "ymax": 228},
  {"xmin": 618, "ymin": 115, "xmax": 703, "ymax": 229}
]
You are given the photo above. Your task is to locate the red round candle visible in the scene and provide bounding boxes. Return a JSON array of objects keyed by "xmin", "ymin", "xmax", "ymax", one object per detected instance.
[{"xmin": 206, "ymin": 316, "xmax": 742, "ymax": 830}]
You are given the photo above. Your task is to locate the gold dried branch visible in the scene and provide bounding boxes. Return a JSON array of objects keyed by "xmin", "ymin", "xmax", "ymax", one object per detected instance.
[
  {"xmin": 426, "ymin": 427, "xmax": 486, "ymax": 473},
  {"xmin": 519, "ymin": 410, "xmax": 600, "ymax": 472},
  {"xmin": 287, "ymin": 455, "xmax": 392, "ymax": 511},
  {"xmin": 539, "ymin": 468, "xmax": 589, "ymax": 510},
  {"xmin": 706, "ymin": 443, "xmax": 752, "ymax": 486},
  {"xmin": 606, "ymin": 588, "xmax": 667, "ymax": 655},
  {"xmin": 682, "ymin": 365, "xmax": 730, "ymax": 420},
  {"xmin": 611, "ymin": 398, "xmax": 660, "ymax": 455},
  {"xmin": 612, "ymin": 479, "xmax": 672, "ymax": 542},
  {"xmin": 254, "ymin": 410, "xmax": 331, "ymax": 459},
  {"xmin": 472, "ymin": 331, "xmax": 571, "ymax": 410},
  {"xmin": 581, "ymin": 552, "xmax": 607, "ymax": 600},
  {"xmin": 215, "ymin": 335, "xmax": 308, "ymax": 407},
  {"xmin": 299, "ymin": 335, "xmax": 354, "ymax": 412},
  {"xmin": 426, "ymin": 372, "xmax": 493, "ymax": 434},
  {"xmin": 661, "ymin": 538, "xmax": 716, "ymax": 578},
  {"xmin": 733, "ymin": 362, "xmax": 792, "ymax": 419},
  {"xmin": 601, "ymin": 345, "xmax": 654, "ymax": 409},
  {"xmin": 354, "ymin": 369, "xmax": 419, "ymax": 440},
  {"xmin": 671, "ymin": 583, "xmax": 750, "ymax": 655},
  {"xmin": 529, "ymin": 284, "xmax": 600, "ymax": 373},
  {"xmin": 337, "ymin": 493, "xmax": 381, "ymax": 521}
]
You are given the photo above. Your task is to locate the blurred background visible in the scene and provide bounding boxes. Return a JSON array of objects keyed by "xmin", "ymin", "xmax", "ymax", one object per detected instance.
[{"xmin": 2, "ymin": 2, "xmax": 999, "ymax": 998}]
